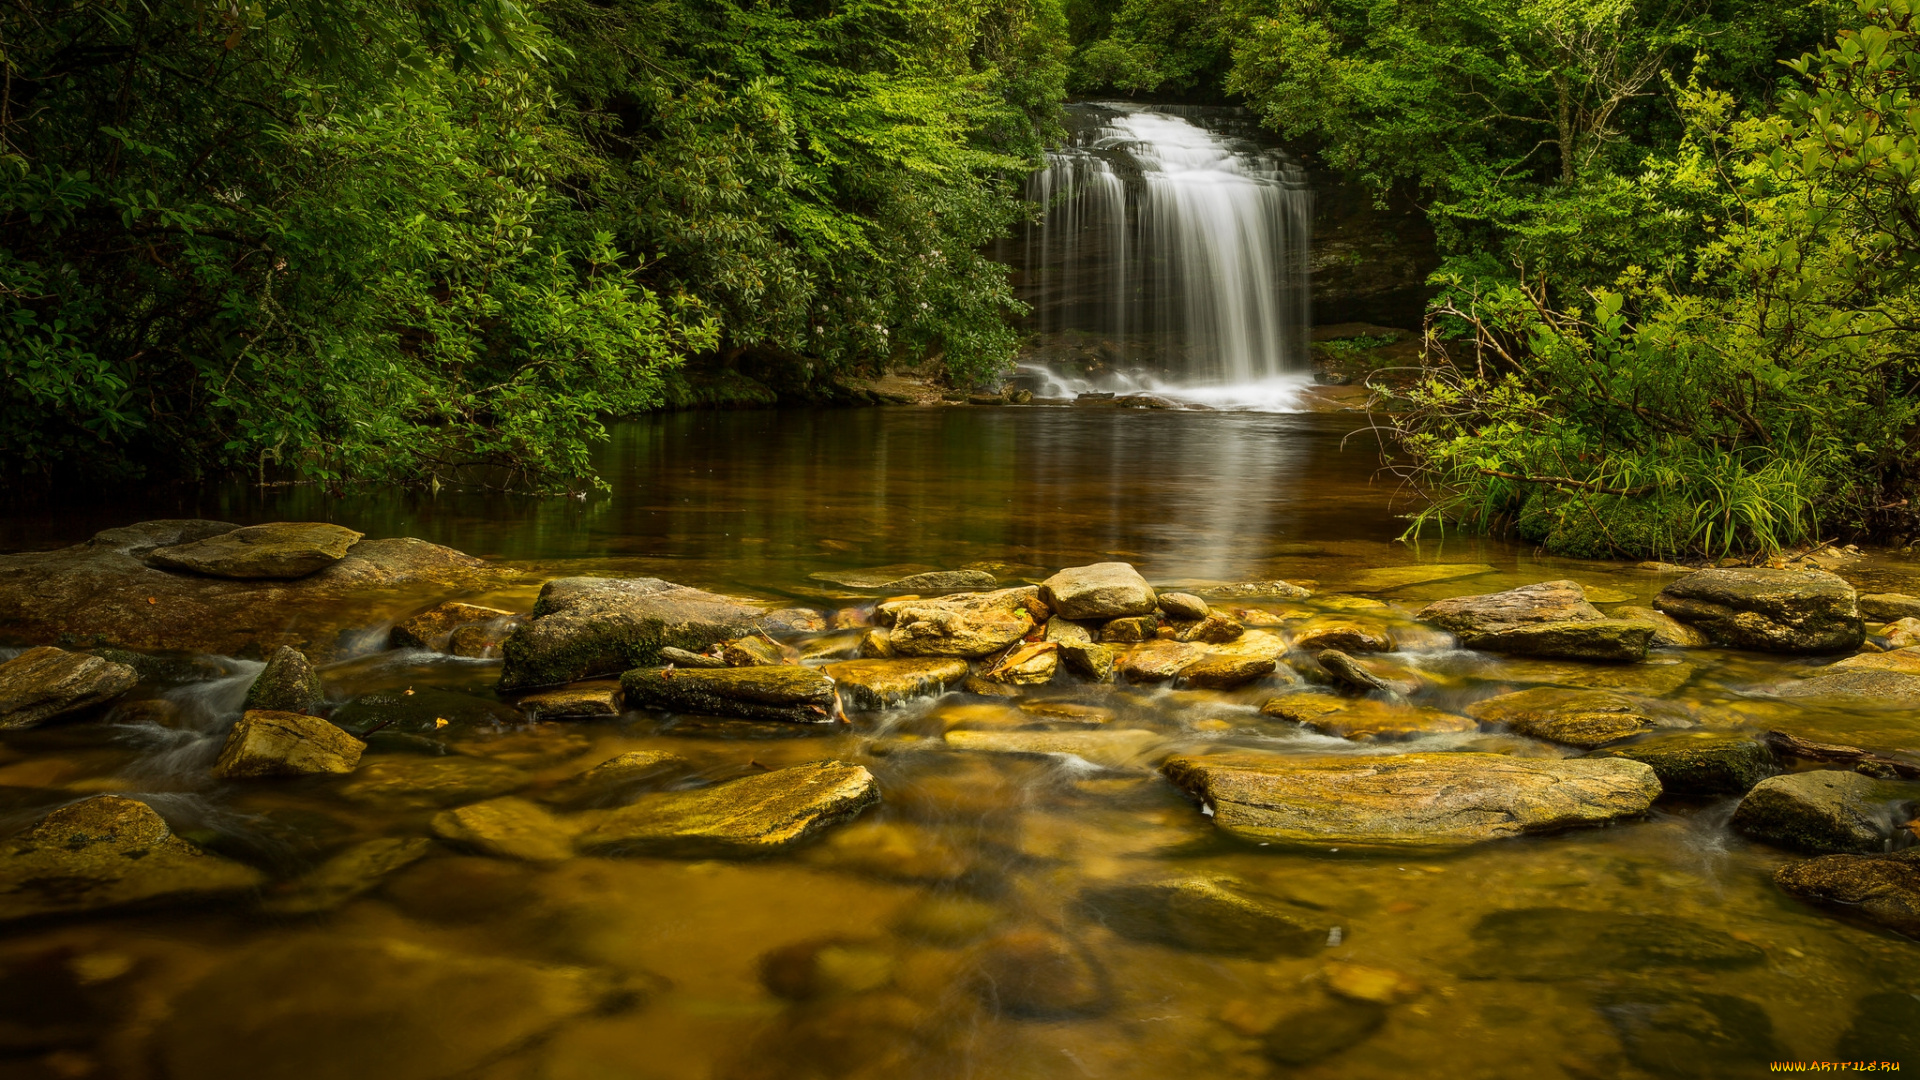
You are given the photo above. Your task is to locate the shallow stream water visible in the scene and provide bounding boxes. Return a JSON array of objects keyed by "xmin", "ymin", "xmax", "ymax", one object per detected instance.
[{"xmin": 2, "ymin": 407, "xmax": 1918, "ymax": 1080}]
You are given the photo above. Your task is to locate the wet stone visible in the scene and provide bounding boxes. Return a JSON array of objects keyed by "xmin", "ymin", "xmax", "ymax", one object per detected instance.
[
  {"xmin": 1654, "ymin": 567, "xmax": 1864, "ymax": 653},
  {"xmin": 0, "ymin": 796, "xmax": 265, "ymax": 922},
  {"xmin": 1099, "ymin": 615, "xmax": 1159, "ymax": 644},
  {"xmin": 1595, "ymin": 732, "xmax": 1779, "ymax": 795},
  {"xmin": 1613, "ymin": 605, "xmax": 1712, "ymax": 648},
  {"xmin": 447, "ymin": 623, "xmax": 507, "ymax": 657},
  {"xmin": 958, "ymin": 675, "xmax": 1024, "ymax": 699},
  {"xmin": 1878, "ymin": 616, "xmax": 1920, "ymax": 649},
  {"xmin": 622, "ymin": 664, "xmax": 836, "ymax": 722},
  {"xmin": 431, "ymin": 796, "xmax": 577, "ymax": 862},
  {"xmin": 1313, "ymin": 648, "xmax": 1407, "ymax": 695},
  {"xmin": 1164, "ymin": 751, "xmax": 1662, "ymax": 848},
  {"xmin": 810, "ymin": 565, "xmax": 998, "ymax": 591},
  {"xmin": 1767, "ymin": 667, "xmax": 1920, "ymax": 704},
  {"xmin": 1179, "ymin": 652, "xmax": 1276, "ymax": 689},
  {"xmin": 825, "ymin": 657, "xmax": 969, "ymax": 709},
  {"xmin": 1473, "ymin": 657, "xmax": 1698, "ymax": 696},
  {"xmin": 1341, "ymin": 563, "xmax": 1496, "ymax": 593},
  {"xmin": 1465, "ymin": 687, "xmax": 1684, "ymax": 750},
  {"xmin": 857, "ymin": 628, "xmax": 895, "ymax": 659},
  {"xmin": 1076, "ymin": 877, "xmax": 1321, "ymax": 958},
  {"xmin": 1831, "ymin": 645, "xmax": 1920, "ymax": 673},
  {"xmin": 803, "ymin": 818, "xmax": 975, "ymax": 882},
  {"xmin": 1293, "ymin": 618, "xmax": 1393, "ymax": 653},
  {"xmin": 759, "ymin": 937, "xmax": 897, "ymax": 1001},
  {"xmin": 1263, "ymin": 696, "xmax": 1476, "ymax": 741},
  {"xmin": 517, "ymin": 680, "xmax": 622, "ymax": 721},
  {"xmin": 1731, "ymin": 770, "xmax": 1903, "ymax": 853},
  {"xmin": 498, "ymin": 575, "xmax": 768, "ymax": 690},
  {"xmin": 972, "ymin": 929, "xmax": 1110, "ymax": 1017},
  {"xmin": 1059, "ymin": 640, "xmax": 1118, "ymax": 682},
  {"xmin": 1860, "ymin": 592, "xmax": 1920, "ymax": 623},
  {"xmin": 721, "ymin": 635, "xmax": 783, "ymax": 667},
  {"xmin": 211, "ymin": 710, "xmax": 366, "ymax": 779},
  {"xmin": 242, "ymin": 645, "xmax": 325, "ymax": 714},
  {"xmin": 330, "ymin": 686, "xmax": 523, "ymax": 738},
  {"xmin": 887, "ymin": 587, "xmax": 1041, "ymax": 657},
  {"xmin": 1196, "ymin": 580, "xmax": 1313, "ymax": 600},
  {"xmin": 540, "ymin": 750, "xmax": 691, "ymax": 808},
  {"xmin": 0, "ymin": 646, "xmax": 139, "ymax": 729},
  {"xmin": 1323, "ymin": 962, "xmax": 1421, "ymax": 1005},
  {"xmin": 145, "ymin": 521, "xmax": 362, "ymax": 579},
  {"xmin": 390, "ymin": 601, "xmax": 514, "ymax": 650},
  {"xmin": 1774, "ymin": 849, "xmax": 1920, "ymax": 937},
  {"xmin": 944, "ymin": 728, "xmax": 1165, "ymax": 769},
  {"xmin": 981, "ymin": 642, "xmax": 1059, "ymax": 685},
  {"xmin": 1157, "ymin": 591, "xmax": 1210, "ymax": 621},
  {"xmin": 258, "ymin": 837, "xmax": 435, "ymax": 915},
  {"xmin": 1457, "ymin": 907, "xmax": 1766, "ymax": 980},
  {"xmin": 339, "ymin": 757, "xmax": 530, "ymax": 808},
  {"xmin": 574, "ymin": 759, "xmax": 878, "ymax": 856},
  {"xmin": 1418, "ymin": 580, "xmax": 1651, "ymax": 660},
  {"xmin": 1170, "ymin": 610, "xmax": 1244, "ymax": 643},
  {"xmin": 1263, "ymin": 999, "xmax": 1388, "ymax": 1066},
  {"xmin": 1119, "ymin": 640, "xmax": 1204, "ymax": 682},
  {"xmin": 1041, "ymin": 562, "xmax": 1156, "ymax": 620}
]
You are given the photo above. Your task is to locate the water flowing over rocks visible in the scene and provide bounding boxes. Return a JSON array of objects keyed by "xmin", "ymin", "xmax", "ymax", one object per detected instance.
[
  {"xmin": 944, "ymin": 729, "xmax": 1166, "ymax": 768},
  {"xmin": 210, "ymin": 709, "xmax": 366, "ymax": 778},
  {"xmin": 1730, "ymin": 770, "xmax": 1908, "ymax": 853},
  {"xmin": 241, "ymin": 645, "xmax": 325, "ymax": 714},
  {"xmin": 0, "ymin": 646, "xmax": 138, "ymax": 729},
  {"xmin": 622, "ymin": 665, "xmax": 836, "ymax": 722},
  {"xmin": 0, "ymin": 521, "xmax": 506, "ymax": 658},
  {"xmin": 1041, "ymin": 562, "xmax": 1156, "ymax": 620},
  {"xmin": 390, "ymin": 600, "xmax": 515, "ymax": 649},
  {"xmin": 1767, "ymin": 667, "xmax": 1920, "ymax": 704},
  {"xmin": 574, "ymin": 760, "xmax": 878, "ymax": 855},
  {"xmin": 884, "ymin": 587, "xmax": 1041, "ymax": 657},
  {"xmin": 1416, "ymin": 580, "xmax": 1651, "ymax": 661},
  {"xmin": 0, "ymin": 796, "xmax": 265, "ymax": 922},
  {"xmin": 1774, "ymin": 849, "xmax": 1920, "ymax": 936},
  {"xmin": 971, "ymin": 929, "xmax": 1111, "ymax": 1018},
  {"xmin": 1163, "ymin": 751, "xmax": 1662, "ymax": 848},
  {"xmin": 499, "ymin": 576, "xmax": 768, "ymax": 689},
  {"xmin": 1653, "ymin": 567, "xmax": 1864, "ymax": 652},
  {"xmin": 825, "ymin": 657, "xmax": 970, "ymax": 709},
  {"xmin": 145, "ymin": 521, "xmax": 364, "ymax": 579}
]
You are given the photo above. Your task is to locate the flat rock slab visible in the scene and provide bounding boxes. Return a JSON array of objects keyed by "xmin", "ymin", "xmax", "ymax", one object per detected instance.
[
  {"xmin": 1419, "ymin": 580, "xmax": 1603, "ymax": 633},
  {"xmin": 1261, "ymin": 695, "xmax": 1477, "ymax": 741},
  {"xmin": 0, "ymin": 796, "xmax": 265, "ymax": 922},
  {"xmin": 499, "ymin": 577, "xmax": 767, "ymax": 690},
  {"xmin": 0, "ymin": 646, "xmax": 138, "ymax": 729},
  {"xmin": 517, "ymin": 681, "xmax": 623, "ymax": 721},
  {"xmin": 1730, "ymin": 770, "xmax": 1903, "ymax": 853},
  {"xmin": 1859, "ymin": 593, "xmax": 1920, "ymax": 623},
  {"xmin": 1465, "ymin": 687, "xmax": 1686, "ymax": 749},
  {"xmin": 1774, "ymin": 849, "xmax": 1920, "ymax": 937},
  {"xmin": 825, "ymin": 658, "xmax": 969, "ymax": 710},
  {"xmin": 1596, "ymin": 732, "xmax": 1779, "ymax": 795},
  {"xmin": 1767, "ymin": 668, "xmax": 1920, "ymax": 705},
  {"xmin": 0, "ymin": 522, "xmax": 508, "ymax": 660},
  {"xmin": 541, "ymin": 750, "xmax": 690, "ymax": 808},
  {"xmin": 146, "ymin": 521, "xmax": 363, "ymax": 579},
  {"xmin": 809, "ymin": 566, "xmax": 997, "ymax": 591},
  {"xmin": 886, "ymin": 586, "xmax": 1040, "ymax": 657},
  {"xmin": 1418, "ymin": 581, "xmax": 1650, "ymax": 661},
  {"xmin": 1654, "ymin": 568, "xmax": 1863, "ymax": 653},
  {"xmin": 211, "ymin": 710, "xmax": 366, "ymax": 778},
  {"xmin": 1453, "ymin": 619, "xmax": 1653, "ymax": 662},
  {"xmin": 1042, "ymin": 563, "xmax": 1156, "ymax": 620},
  {"xmin": 622, "ymin": 665, "xmax": 835, "ymax": 722},
  {"xmin": 339, "ymin": 757, "xmax": 529, "ymax": 808},
  {"xmin": 1478, "ymin": 657, "xmax": 1699, "ymax": 696},
  {"xmin": 574, "ymin": 760, "xmax": 878, "ymax": 856},
  {"xmin": 1162, "ymin": 751, "xmax": 1662, "ymax": 848},
  {"xmin": 1830, "ymin": 646, "xmax": 1920, "ymax": 674},
  {"xmin": 158, "ymin": 935, "xmax": 619, "ymax": 1080},
  {"xmin": 1076, "ymin": 877, "xmax": 1321, "ymax": 958},
  {"xmin": 944, "ymin": 729, "xmax": 1166, "ymax": 768}
]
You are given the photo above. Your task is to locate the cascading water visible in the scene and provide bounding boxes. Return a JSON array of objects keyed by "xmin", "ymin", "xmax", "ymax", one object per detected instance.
[{"xmin": 1007, "ymin": 103, "xmax": 1313, "ymax": 407}]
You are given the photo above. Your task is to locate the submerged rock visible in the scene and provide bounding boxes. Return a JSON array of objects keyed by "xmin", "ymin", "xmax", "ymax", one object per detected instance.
[
  {"xmin": 622, "ymin": 665, "xmax": 836, "ymax": 722},
  {"xmin": 1654, "ymin": 567, "xmax": 1863, "ymax": 653},
  {"xmin": 1879, "ymin": 616, "xmax": 1920, "ymax": 649},
  {"xmin": 1313, "ymin": 648, "xmax": 1413, "ymax": 696},
  {"xmin": 241, "ymin": 645, "xmax": 325, "ymax": 714},
  {"xmin": 146, "ymin": 521, "xmax": 363, "ymax": 579},
  {"xmin": 1830, "ymin": 645, "xmax": 1920, "ymax": 673},
  {"xmin": 259, "ymin": 837, "xmax": 436, "ymax": 914},
  {"xmin": 516, "ymin": 680, "xmax": 622, "ymax": 721},
  {"xmin": 211, "ymin": 710, "xmax": 365, "ymax": 779},
  {"xmin": 1767, "ymin": 668, "xmax": 1920, "ymax": 704},
  {"xmin": 824, "ymin": 657, "xmax": 969, "ymax": 709},
  {"xmin": 1076, "ymin": 877, "xmax": 1321, "ymax": 957},
  {"xmin": 1162, "ymin": 751, "xmax": 1661, "ymax": 848},
  {"xmin": 497, "ymin": 576, "xmax": 767, "ymax": 690},
  {"xmin": 390, "ymin": 600, "xmax": 514, "ymax": 650},
  {"xmin": 540, "ymin": 750, "xmax": 691, "ymax": 808},
  {"xmin": 1195, "ymin": 580, "xmax": 1312, "ymax": 600},
  {"xmin": 574, "ymin": 759, "xmax": 878, "ymax": 855},
  {"xmin": 431, "ymin": 797, "xmax": 577, "ymax": 862},
  {"xmin": 886, "ymin": 587, "xmax": 1040, "ymax": 657},
  {"xmin": 757, "ymin": 937, "xmax": 897, "ymax": 1000},
  {"xmin": 1774, "ymin": 850, "xmax": 1920, "ymax": 937},
  {"xmin": 1730, "ymin": 770, "xmax": 1904, "ymax": 853},
  {"xmin": 157, "ymin": 935, "xmax": 623, "ymax": 1080},
  {"xmin": 0, "ymin": 796, "xmax": 265, "ymax": 922},
  {"xmin": 1465, "ymin": 687, "xmax": 1684, "ymax": 750},
  {"xmin": 340, "ymin": 757, "xmax": 529, "ymax": 808},
  {"xmin": 1457, "ymin": 907, "xmax": 1766, "ymax": 980},
  {"xmin": 1596, "ymin": 732, "xmax": 1779, "ymax": 795},
  {"xmin": 0, "ymin": 646, "xmax": 138, "ymax": 729},
  {"xmin": 1340, "ymin": 563, "xmax": 1496, "ymax": 593},
  {"xmin": 1041, "ymin": 562, "xmax": 1157, "ymax": 620},
  {"xmin": 1263, "ymin": 999, "xmax": 1387, "ymax": 1067},
  {"xmin": 330, "ymin": 686, "xmax": 523, "ymax": 738},
  {"xmin": 1179, "ymin": 652, "xmax": 1277, "ymax": 689},
  {"xmin": 1594, "ymin": 987, "xmax": 1784, "ymax": 1079},
  {"xmin": 972, "ymin": 929, "xmax": 1110, "ymax": 1017},
  {"xmin": 1835, "ymin": 992, "xmax": 1920, "ymax": 1063}
]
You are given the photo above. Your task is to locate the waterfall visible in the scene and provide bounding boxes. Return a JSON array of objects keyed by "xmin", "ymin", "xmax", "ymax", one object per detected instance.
[{"xmin": 1010, "ymin": 103, "xmax": 1312, "ymax": 395}]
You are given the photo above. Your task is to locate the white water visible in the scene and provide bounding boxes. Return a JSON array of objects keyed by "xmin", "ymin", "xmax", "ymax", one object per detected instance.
[{"xmin": 1015, "ymin": 104, "xmax": 1312, "ymax": 406}]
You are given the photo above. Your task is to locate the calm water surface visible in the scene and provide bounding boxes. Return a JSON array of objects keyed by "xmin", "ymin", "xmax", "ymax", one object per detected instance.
[{"xmin": 2, "ymin": 407, "xmax": 1917, "ymax": 1080}]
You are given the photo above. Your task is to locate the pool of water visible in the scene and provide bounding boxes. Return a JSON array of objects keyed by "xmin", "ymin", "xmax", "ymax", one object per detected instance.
[{"xmin": 1, "ymin": 407, "xmax": 1916, "ymax": 1079}]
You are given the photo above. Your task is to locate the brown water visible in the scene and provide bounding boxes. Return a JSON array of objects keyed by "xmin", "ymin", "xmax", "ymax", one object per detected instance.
[{"xmin": 2, "ymin": 407, "xmax": 1917, "ymax": 1080}]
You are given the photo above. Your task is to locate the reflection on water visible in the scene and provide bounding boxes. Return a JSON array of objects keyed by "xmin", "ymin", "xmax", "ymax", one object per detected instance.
[{"xmin": 0, "ymin": 407, "xmax": 1916, "ymax": 1079}]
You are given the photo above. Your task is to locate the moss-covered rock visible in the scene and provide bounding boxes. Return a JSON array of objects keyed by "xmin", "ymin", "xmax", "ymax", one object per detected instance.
[
  {"xmin": 0, "ymin": 646, "xmax": 138, "ymax": 729},
  {"xmin": 0, "ymin": 796, "xmax": 265, "ymax": 922},
  {"xmin": 574, "ymin": 759, "xmax": 878, "ymax": 856},
  {"xmin": 1596, "ymin": 732, "xmax": 1778, "ymax": 795},
  {"xmin": 211, "ymin": 710, "xmax": 365, "ymax": 779},
  {"xmin": 1731, "ymin": 770, "xmax": 1903, "ymax": 853},
  {"xmin": 622, "ymin": 664, "xmax": 835, "ymax": 722},
  {"xmin": 242, "ymin": 645, "xmax": 325, "ymax": 714},
  {"xmin": 1654, "ymin": 567, "xmax": 1863, "ymax": 653},
  {"xmin": 146, "ymin": 521, "xmax": 362, "ymax": 579},
  {"xmin": 516, "ymin": 680, "xmax": 622, "ymax": 721},
  {"xmin": 497, "ymin": 576, "xmax": 768, "ymax": 690},
  {"xmin": 825, "ymin": 657, "xmax": 969, "ymax": 709},
  {"xmin": 1465, "ymin": 686, "xmax": 1685, "ymax": 749},
  {"xmin": 1775, "ymin": 849, "xmax": 1920, "ymax": 937}
]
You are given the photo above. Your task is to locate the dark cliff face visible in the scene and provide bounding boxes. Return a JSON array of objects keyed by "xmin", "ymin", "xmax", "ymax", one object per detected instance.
[{"xmin": 1308, "ymin": 175, "xmax": 1437, "ymax": 331}]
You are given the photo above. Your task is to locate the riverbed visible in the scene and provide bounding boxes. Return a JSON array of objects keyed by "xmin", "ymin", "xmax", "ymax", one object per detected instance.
[{"xmin": 1, "ymin": 406, "xmax": 1916, "ymax": 1079}]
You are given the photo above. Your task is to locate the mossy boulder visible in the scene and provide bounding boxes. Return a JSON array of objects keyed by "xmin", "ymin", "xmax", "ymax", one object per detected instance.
[
  {"xmin": 574, "ymin": 759, "xmax": 878, "ymax": 856},
  {"xmin": 622, "ymin": 664, "xmax": 836, "ymax": 722},
  {"xmin": 1774, "ymin": 849, "xmax": 1920, "ymax": 937},
  {"xmin": 241, "ymin": 645, "xmax": 325, "ymax": 714},
  {"xmin": 1731, "ymin": 770, "xmax": 1905, "ymax": 853},
  {"xmin": 1654, "ymin": 567, "xmax": 1863, "ymax": 653},
  {"xmin": 1595, "ymin": 732, "xmax": 1779, "ymax": 795},
  {"xmin": 0, "ymin": 796, "xmax": 265, "ymax": 922},
  {"xmin": 497, "ymin": 576, "xmax": 767, "ymax": 690},
  {"xmin": 211, "ymin": 710, "xmax": 365, "ymax": 779}
]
